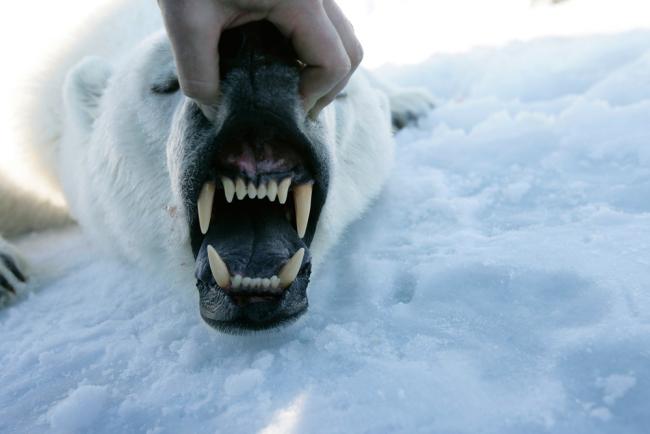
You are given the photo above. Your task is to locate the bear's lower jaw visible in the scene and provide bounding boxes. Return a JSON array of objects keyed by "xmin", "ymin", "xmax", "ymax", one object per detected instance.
[
  {"xmin": 196, "ymin": 269, "xmax": 310, "ymax": 333},
  {"xmin": 192, "ymin": 192, "xmax": 312, "ymax": 316},
  {"xmin": 200, "ymin": 302, "xmax": 308, "ymax": 333}
]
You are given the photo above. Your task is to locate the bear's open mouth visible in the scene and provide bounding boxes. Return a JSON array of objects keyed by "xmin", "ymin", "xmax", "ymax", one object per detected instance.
[
  {"xmin": 194, "ymin": 139, "xmax": 314, "ymax": 301},
  {"xmin": 186, "ymin": 110, "xmax": 329, "ymax": 331}
]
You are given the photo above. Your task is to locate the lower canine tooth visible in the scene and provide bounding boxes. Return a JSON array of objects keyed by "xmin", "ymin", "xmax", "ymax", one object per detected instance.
[
  {"xmin": 222, "ymin": 177, "xmax": 235, "ymax": 203},
  {"xmin": 278, "ymin": 178, "xmax": 292, "ymax": 204},
  {"xmin": 198, "ymin": 181, "xmax": 216, "ymax": 235},
  {"xmin": 235, "ymin": 178, "xmax": 247, "ymax": 200},
  {"xmin": 279, "ymin": 248, "xmax": 305, "ymax": 289},
  {"xmin": 267, "ymin": 180, "xmax": 278, "ymax": 202},
  {"xmin": 294, "ymin": 183, "xmax": 313, "ymax": 238},
  {"xmin": 207, "ymin": 246, "xmax": 231, "ymax": 288}
]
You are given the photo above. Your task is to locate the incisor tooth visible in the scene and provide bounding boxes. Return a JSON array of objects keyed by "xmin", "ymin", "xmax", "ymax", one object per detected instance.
[
  {"xmin": 267, "ymin": 180, "xmax": 278, "ymax": 202},
  {"xmin": 257, "ymin": 183, "xmax": 267, "ymax": 199},
  {"xmin": 235, "ymin": 178, "xmax": 247, "ymax": 200},
  {"xmin": 253, "ymin": 277, "xmax": 262, "ymax": 289},
  {"xmin": 271, "ymin": 276, "xmax": 280, "ymax": 290},
  {"xmin": 278, "ymin": 178, "xmax": 292, "ymax": 204},
  {"xmin": 222, "ymin": 177, "xmax": 235, "ymax": 203},
  {"xmin": 198, "ymin": 182, "xmax": 216, "ymax": 235},
  {"xmin": 262, "ymin": 278, "xmax": 271, "ymax": 289},
  {"xmin": 207, "ymin": 245, "xmax": 231, "ymax": 288},
  {"xmin": 232, "ymin": 275, "xmax": 242, "ymax": 289},
  {"xmin": 247, "ymin": 182, "xmax": 257, "ymax": 199},
  {"xmin": 279, "ymin": 248, "xmax": 305, "ymax": 289},
  {"xmin": 242, "ymin": 277, "xmax": 252, "ymax": 289},
  {"xmin": 293, "ymin": 183, "xmax": 313, "ymax": 238}
]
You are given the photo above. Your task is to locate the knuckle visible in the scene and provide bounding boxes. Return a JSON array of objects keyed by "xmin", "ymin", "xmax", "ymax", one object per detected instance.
[
  {"xmin": 180, "ymin": 84, "xmax": 202, "ymax": 100},
  {"xmin": 350, "ymin": 40, "xmax": 364, "ymax": 67},
  {"xmin": 163, "ymin": 3, "xmax": 215, "ymax": 31},
  {"xmin": 327, "ymin": 55, "xmax": 352, "ymax": 79},
  {"xmin": 180, "ymin": 82, "xmax": 217, "ymax": 103}
]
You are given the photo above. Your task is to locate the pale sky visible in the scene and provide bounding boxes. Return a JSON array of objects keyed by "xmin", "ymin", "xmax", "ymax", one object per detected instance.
[{"xmin": 2, "ymin": 0, "xmax": 649, "ymax": 96}]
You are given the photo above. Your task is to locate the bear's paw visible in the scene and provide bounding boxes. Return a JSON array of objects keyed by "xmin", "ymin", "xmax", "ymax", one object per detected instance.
[{"xmin": 0, "ymin": 238, "xmax": 28, "ymax": 306}]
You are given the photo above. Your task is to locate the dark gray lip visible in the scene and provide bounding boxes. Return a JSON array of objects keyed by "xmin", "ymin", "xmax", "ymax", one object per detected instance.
[
  {"xmin": 197, "ymin": 270, "xmax": 310, "ymax": 333},
  {"xmin": 200, "ymin": 306, "xmax": 307, "ymax": 334}
]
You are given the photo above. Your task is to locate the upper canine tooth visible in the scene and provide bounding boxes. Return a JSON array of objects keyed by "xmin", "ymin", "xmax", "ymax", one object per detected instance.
[
  {"xmin": 235, "ymin": 178, "xmax": 247, "ymax": 200},
  {"xmin": 198, "ymin": 181, "xmax": 216, "ymax": 235},
  {"xmin": 293, "ymin": 183, "xmax": 313, "ymax": 238},
  {"xmin": 278, "ymin": 178, "xmax": 292, "ymax": 204},
  {"xmin": 267, "ymin": 180, "xmax": 278, "ymax": 202},
  {"xmin": 278, "ymin": 248, "xmax": 305, "ymax": 289},
  {"xmin": 207, "ymin": 245, "xmax": 231, "ymax": 288},
  {"xmin": 257, "ymin": 183, "xmax": 267, "ymax": 199},
  {"xmin": 247, "ymin": 182, "xmax": 257, "ymax": 199},
  {"xmin": 222, "ymin": 177, "xmax": 235, "ymax": 203}
]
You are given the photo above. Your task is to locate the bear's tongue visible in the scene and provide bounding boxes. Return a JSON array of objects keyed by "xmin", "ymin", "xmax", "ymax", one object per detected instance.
[{"xmin": 195, "ymin": 201, "xmax": 306, "ymax": 285}]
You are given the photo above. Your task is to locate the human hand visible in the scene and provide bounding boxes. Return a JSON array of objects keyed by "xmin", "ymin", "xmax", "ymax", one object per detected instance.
[{"xmin": 158, "ymin": 0, "xmax": 363, "ymax": 118}]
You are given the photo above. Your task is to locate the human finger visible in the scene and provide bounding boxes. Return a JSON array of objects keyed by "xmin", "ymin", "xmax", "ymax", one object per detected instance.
[
  {"xmin": 158, "ymin": 0, "xmax": 225, "ymax": 105},
  {"xmin": 309, "ymin": 0, "xmax": 363, "ymax": 116},
  {"xmin": 269, "ymin": 0, "xmax": 351, "ymax": 115}
]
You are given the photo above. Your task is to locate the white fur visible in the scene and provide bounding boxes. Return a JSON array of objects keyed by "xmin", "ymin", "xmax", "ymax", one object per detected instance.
[{"xmin": 0, "ymin": 0, "xmax": 430, "ymax": 296}]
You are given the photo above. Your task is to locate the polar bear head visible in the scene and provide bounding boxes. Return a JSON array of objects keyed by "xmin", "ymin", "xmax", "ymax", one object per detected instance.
[{"xmin": 60, "ymin": 22, "xmax": 393, "ymax": 333}]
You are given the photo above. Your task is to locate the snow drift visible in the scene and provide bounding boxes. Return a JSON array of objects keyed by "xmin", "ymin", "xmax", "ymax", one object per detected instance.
[{"xmin": 2, "ymin": 30, "xmax": 650, "ymax": 433}]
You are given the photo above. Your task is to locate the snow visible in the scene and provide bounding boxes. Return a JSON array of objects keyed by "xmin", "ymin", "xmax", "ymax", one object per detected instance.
[
  {"xmin": 3, "ymin": 28, "xmax": 650, "ymax": 434},
  {"xmin": 47, "ymin": 385, "xmax": 109, "ymax": 433}
]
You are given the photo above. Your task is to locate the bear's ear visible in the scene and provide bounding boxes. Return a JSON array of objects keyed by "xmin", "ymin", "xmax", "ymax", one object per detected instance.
[{"xmin": 63, "ymin": 56, "xmax": 112, "ymax": 130}]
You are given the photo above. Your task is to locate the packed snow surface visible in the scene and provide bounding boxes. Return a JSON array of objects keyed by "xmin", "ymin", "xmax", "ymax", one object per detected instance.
[{"xmin": 3, "ymin": 30, "xmax": 650, "ymax": 433}]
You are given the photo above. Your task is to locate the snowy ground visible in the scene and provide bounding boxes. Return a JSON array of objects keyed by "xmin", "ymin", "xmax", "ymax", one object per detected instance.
[{"xmin": 3, "ymin": 29, "xmax": 650, "ymax": 434}]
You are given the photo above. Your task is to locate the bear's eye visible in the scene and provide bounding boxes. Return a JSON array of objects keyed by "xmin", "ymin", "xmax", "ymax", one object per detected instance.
[{"xmin": 151, "ymin": 77, "xmax": 180, "ymax": 95}]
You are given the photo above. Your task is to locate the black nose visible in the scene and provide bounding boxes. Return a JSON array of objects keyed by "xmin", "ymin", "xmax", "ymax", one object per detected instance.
[{"xmin": 218, "ymin": 21, "xmax": 300, "ymax": 80}]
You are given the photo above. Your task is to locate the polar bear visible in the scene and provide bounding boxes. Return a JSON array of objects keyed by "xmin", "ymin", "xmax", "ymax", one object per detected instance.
[{"xmin": 0, "ymin": 0, "xmax": 432, "ymax": 332}]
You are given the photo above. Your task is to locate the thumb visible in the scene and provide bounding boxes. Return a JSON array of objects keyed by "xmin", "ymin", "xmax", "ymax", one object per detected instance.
[{"xmin": 159, "ymin": 0, "xmax": 225, "ymax": 105}]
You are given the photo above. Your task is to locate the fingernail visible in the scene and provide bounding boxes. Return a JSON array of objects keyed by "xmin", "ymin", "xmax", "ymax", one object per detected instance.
[
  {"xmin": 308, "ymin": 106, "xmax": 323, "ymax": 120},
  {"xmin": 198, "ymin": 103, "xmax": 218, "ymax": 122}
]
